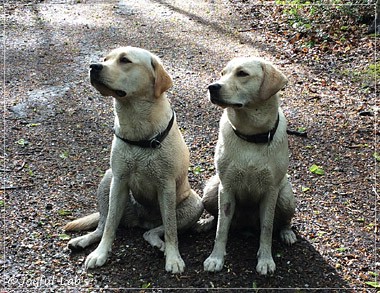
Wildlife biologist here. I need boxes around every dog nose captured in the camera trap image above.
[90,63,103,71]
[208,83,222,93]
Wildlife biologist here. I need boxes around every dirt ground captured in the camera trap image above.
[2,0,379,291]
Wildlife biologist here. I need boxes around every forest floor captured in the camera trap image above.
[2,0,379,291]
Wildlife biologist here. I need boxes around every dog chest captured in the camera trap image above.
[224,164,273,200]
[112,149,158,189]
[215,131,289,199]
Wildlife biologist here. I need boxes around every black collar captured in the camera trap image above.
[232,114,280,144]
[114,111,175,149]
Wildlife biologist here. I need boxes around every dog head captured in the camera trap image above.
[208,57,288,109]
[89,46,173,100]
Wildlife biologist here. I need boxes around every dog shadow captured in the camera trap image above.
[193,229,351,290]
[68,227,350,290]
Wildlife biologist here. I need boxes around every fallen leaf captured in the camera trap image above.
[365,281,380,288]
[59,234,71,240]
[58,209,72,216]
[309,164,325,175]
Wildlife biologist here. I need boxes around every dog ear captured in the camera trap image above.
[151,56,173,98]
[259,62,288,100]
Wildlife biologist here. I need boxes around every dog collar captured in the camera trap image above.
[114,111,175,149]
[232,114,280,144]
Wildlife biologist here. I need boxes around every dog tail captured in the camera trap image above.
[64,212,100,231]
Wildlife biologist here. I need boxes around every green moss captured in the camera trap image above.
[338,62,379,84]
[367,62,380,78]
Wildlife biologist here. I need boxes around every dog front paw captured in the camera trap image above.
[165,255,185,274]
[256,257,276,275]
[204,256,224,272]
[85,248,108,270]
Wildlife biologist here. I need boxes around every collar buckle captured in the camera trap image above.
[150,138,161,149]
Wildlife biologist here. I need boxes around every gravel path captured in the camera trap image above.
[2,0,378,291]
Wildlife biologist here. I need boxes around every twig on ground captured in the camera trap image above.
[287,129,308,138]
[1,185,34,190]
[16,161,26,171]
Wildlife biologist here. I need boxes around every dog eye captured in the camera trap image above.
[236,70,249,77]
[220,70,226,76]
[120,57,132,64]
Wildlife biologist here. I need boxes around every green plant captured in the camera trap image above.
[58,209,72,216]
[141,282,151,289]
[16,138,28,146]
[190,165,205,175]
[59,151,69,159]
[367,62,380,78]
[275,0,373,52]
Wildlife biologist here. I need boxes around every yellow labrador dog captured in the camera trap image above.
[202,57,296,275]
[65,47,203,274]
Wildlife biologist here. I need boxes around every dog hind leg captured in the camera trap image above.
[143,189,204,251]
[275,176,297,245]
[202,175,220,217]
[193,175,219,232]
[67,169,112,250]
[67,229,103,250]
[143,226,166,252]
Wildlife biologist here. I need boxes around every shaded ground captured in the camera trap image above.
[1,0,378,291]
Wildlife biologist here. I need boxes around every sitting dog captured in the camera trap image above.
[65,47,203,274]
[202,57,297,275]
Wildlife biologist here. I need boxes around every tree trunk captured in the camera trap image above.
[368,0,380,34]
